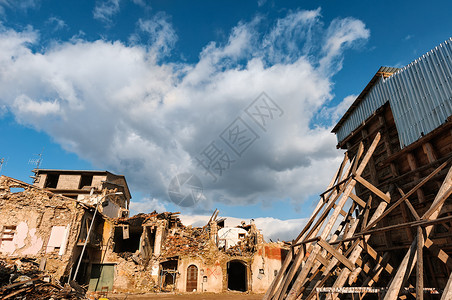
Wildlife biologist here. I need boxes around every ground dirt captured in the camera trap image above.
[107,292,263,300]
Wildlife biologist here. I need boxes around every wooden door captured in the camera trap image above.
[88,264,114,292]
[186,265,198,292]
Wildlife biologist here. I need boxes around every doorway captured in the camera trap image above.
[186,265,198,292]
[227,260,247,292]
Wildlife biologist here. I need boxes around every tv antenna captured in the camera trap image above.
[28,148,44,183]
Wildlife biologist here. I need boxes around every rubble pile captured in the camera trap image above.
[0,258,86,299]
[161,226,211,257]
[225,233,257,256]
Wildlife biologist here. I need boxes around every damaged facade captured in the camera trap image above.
[95,209,288,293]
[0,172,288,295]
[265,38,452,299]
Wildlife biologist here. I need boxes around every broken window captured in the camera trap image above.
[1,226,16,242]
[160,260,178,291]
[44,174,59,188]
[113,225,142,253]
[0,226,16,252]
[79,175,93,189]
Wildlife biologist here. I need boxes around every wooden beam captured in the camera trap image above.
[396,186,420,220]
[422,142,437,163]
[354,174,390,203]
[407,152,426,203]
[422,185,452,220]
[317,238,355,271]
[416,226,424,300]
[315,252,329,267]
[349,192,367,208]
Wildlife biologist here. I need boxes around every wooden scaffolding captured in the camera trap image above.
[264,132,452,300]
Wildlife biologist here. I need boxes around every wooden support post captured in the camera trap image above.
[416,226,424,300]
[422,142,437,163]
[407,152,426,203]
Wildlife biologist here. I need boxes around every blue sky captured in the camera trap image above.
[0,0,451,240]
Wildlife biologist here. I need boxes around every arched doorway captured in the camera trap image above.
[186,265,198,292]
[227,260,247,292]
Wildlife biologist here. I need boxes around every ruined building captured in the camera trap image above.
[32,169,131,218]
[266,38,452,299]
[0,172,288,295]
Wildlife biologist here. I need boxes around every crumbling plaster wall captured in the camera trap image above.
[250,244,287,293]
[0,178,86,280]
[82,217,169,292]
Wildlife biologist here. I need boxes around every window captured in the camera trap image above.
[1,226,16,241]
[238,233,245,239]
[0,226,16,249]
[79,175,94,189]
[44,174,59,188]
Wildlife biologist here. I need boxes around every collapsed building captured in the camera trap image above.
[265,38,452,299]
[0,170,288,295]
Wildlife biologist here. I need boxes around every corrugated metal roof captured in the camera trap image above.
[332,66,399,135]
[333,38,452,148]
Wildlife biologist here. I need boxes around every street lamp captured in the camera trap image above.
[71,192,123,282]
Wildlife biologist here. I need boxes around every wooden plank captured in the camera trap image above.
[315,252,329,267]
[422,185,452,220]
[416,226,424,300]
[349,192,367,208]
[333,204,347,217]
[354,175,390,203]
[361,196,372,231]
[407,152,426,203]
[318,238,355,271]
[396,186,420,221]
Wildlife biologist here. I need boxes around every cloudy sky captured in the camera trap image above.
[1,0,451,241]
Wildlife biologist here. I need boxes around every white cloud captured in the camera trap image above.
[0,0,39,14]
[47,16,67,31]
[317,94,357,124]
[320,17,370,74]
[0,9,369,216]
[129,197,167,215]
[93,0,120,24]
[130,13,178,57]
